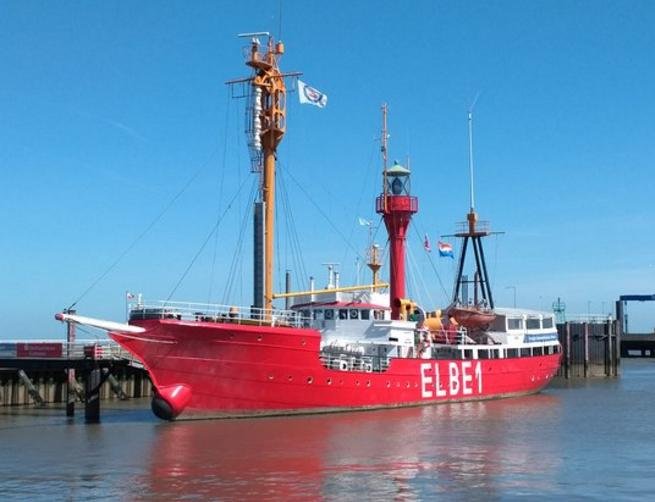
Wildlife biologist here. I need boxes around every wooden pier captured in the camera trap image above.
[0,340,151,421]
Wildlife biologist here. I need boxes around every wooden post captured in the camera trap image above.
[85,368,102,423]
[107,373,128,400]
[606,318,613,377]
[66,309,77,417]
[583,322,589,378]
[615,301,622,376]
[565,322,571,379]
[17,369,45,407]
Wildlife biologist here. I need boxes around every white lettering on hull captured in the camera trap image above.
[420,361,483,399]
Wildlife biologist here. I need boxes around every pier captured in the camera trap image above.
[621,334,655,357]
[0,340,150,422]
[556,319,620,378]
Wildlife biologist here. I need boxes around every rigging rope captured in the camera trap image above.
[66,145,220,311]
[410,223,450,302]
[284,168,365,263]
[278,165,309,291]
[339,138,378,273]
[221,180,258,304]
[165,175,254,303]
[207,92,232,303]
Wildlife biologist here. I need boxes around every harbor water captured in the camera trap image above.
[1,359,654,500]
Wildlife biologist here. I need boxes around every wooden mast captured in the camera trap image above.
[247,36,286,315]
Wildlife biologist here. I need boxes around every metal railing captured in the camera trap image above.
[0,339,140,364]
[128,300,308,328]
[319,351,390,373]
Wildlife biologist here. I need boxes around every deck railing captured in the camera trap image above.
[128,300,308,328]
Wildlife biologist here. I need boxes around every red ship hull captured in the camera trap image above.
[111,319,561,419]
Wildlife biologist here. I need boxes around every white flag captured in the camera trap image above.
[358,217,371,226]
[298,80,327,108]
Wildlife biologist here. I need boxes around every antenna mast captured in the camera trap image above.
[468,110,475,211]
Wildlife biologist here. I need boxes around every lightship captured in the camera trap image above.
[56,35,561,420]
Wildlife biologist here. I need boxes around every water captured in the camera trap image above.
[1,359,654,501]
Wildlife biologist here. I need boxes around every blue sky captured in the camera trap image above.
[2,0,654,338]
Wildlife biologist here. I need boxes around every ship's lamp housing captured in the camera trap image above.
[385,161,411,196]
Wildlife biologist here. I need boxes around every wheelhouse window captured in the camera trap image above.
[339,309,348,320]
[507,318,523,330]
[542,317,554,329]
[361,309,371,320]
[526,318,541,330]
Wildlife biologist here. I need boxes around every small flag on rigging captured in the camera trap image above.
[298,80,328,108]
[438,241,454,258]
[358,217,371,226]
[424,234,431,252]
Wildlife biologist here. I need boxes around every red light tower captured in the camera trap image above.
[375,105,418,320]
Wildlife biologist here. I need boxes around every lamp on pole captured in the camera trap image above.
[506,286,517,308]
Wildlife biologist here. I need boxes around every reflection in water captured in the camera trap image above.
[136,394,562,500]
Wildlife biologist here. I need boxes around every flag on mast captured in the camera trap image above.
[438,241,454,258]
[358,217,371,226]
[298,80,328,108]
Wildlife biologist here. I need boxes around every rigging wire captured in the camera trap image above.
[278,165,308,291]
[284,168,365,263]
[221,179,258,304]
[339,137,379,273]
[165,175,254,303]
[407,241,436,309]
[66,146,219,311]
[410,223,450,302]
[207,92,232,303]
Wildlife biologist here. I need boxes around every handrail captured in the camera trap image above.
[129,300,308,328]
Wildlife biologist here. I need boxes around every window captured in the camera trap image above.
[520,348,532,357]
[361,309,370,320]
[339,309,348,320]
[533,346,544,356]
[508,318,523,330]
[349,309,359,320]
[464,349,474,359]
[324,309,334,320]
[526,318,541,330]
[313,309,324,320]
[542,317,554,329]
[478,349,489,360]
[507,348,519,358]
